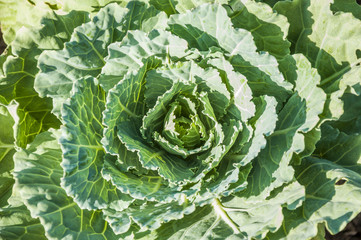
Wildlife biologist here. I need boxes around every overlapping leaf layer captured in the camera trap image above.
[0,0,360,239]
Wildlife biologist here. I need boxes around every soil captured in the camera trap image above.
[0,29,5,54]
[326,213,361,240]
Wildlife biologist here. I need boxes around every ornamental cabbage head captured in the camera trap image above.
[0,0,361,240]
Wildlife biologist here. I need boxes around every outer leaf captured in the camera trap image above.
[149,0,230,16]
[60,77,131,210]
[244,94,306,197]
[268,157,361,240]
[175,0,229,13]
[155,182,304,239]
[227,0,291,60]
[0,0,135,44]
[99,29,188,91]
[196,54,255,122]
[292,54,326,131]
[231,95,278,163]
[322,66,361,119]
[168,4,292,100]
[149,0,177,15]
[0,104,15,207]
[35,2,159,113]
[0,206,46,240]
[0,0,49,44]
[328,92,361,135]
[275,0,361,77]
[0,104,46,239]
[274,0,361,118]
[104,199,195,234]
[0,10,88,147]
[154,204,246,240]
[331,0,361,20]
[13,130,118,240]
[268,123,361,239]
[226,181,305,239]
[314,124,361,172]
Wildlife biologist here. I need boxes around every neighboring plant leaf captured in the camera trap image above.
[0,103,15,207]
[0,10,89,147]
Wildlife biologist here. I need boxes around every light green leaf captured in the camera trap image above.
[294,128,321,161]
[104,200,196,234]
[117,120,195,184]
[268,122,361,239]
[100,29,188,91]
[60,77,131,210]
[231,95,278,164]
[331,0,361,20]
[155,203,246,240]
[268,157,361,239]
[0,0,50,44]
[175,0,229,13]
[149,0,177,15]
[144,61,231,119]
[0,0,136,44]
[0,104,15,208]
[13,130,118,239]
[102,57,161,171]
[202,54,255,122]
[168,3,293,100]
[102,155,198,204]
[274,0,361,119]
[0,205,46,240]
[35,2,159,113]
[227,181,305,239]
[244,94,306,197]
[141,11,169,32]
[150,0,230,16]
[227,0,291,60]
[275,0,361,77]
[0,10,87,147]
[156,181,304,240]
[323,65,361,119]
[292,54,326,131]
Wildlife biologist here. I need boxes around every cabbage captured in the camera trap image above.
[0,1,361,239]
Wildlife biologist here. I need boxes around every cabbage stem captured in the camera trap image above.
[212,198,240,234]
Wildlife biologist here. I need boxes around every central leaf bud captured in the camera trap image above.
[162,95,207,150]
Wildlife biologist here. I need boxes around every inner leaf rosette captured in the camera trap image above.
[98,27,258,232]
